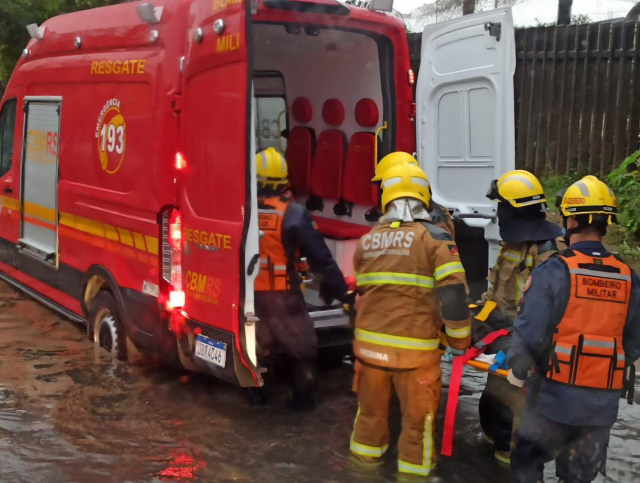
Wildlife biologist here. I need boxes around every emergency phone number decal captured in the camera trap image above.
[95,98,126,174]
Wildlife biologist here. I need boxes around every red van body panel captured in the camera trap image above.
[0,0,415,386]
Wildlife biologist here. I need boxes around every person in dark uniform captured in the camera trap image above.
[253,148,348,410]
[507,176,640,483]
[473,170,562,464]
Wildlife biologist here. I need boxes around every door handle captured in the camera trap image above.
[3,186,12,193]
[247,254,260,276]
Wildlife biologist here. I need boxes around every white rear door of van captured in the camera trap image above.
[416,8,516,267]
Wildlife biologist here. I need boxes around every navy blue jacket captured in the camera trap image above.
[508,241,640,426]
[259,190,348,303]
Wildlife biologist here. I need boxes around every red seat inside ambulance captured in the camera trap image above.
[285,97,315,196]
[342,98,380,208]
[307,99,347,208]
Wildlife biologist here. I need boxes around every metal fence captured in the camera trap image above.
[408,20,640,175]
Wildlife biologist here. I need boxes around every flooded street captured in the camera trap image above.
[0,281,638,483]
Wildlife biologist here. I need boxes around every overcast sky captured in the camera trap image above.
[394,0,638,26]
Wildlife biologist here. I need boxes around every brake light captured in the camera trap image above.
[169,211,182,251]
[162,207,183,314]
[408,69,415,86]
[169,290,185,309]
[175,152,187,170]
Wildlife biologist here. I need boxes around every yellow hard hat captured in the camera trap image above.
[256,148,288,189]
[380,163,431,213]
[372,152,418,182]
[560,176,617,222]
[487,170,546,208]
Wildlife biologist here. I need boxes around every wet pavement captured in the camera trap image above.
[0,281,638,483]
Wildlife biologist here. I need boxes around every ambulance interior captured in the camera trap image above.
[251,22,489,317]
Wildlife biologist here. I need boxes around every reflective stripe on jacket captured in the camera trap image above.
[255,196,294,291]
[546,250,631,390]
[353,221,470,369]
[482,241,557,320]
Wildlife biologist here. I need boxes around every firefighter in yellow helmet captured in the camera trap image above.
[473,170,563,464]
[350,162,472,476]
[367,152,455,235]
[253,148,348,410]
[508,176,640,483]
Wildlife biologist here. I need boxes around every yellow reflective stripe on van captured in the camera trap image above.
[5,196,160,256]
[355,328,440,351]
[434,262,465,281]
[501,249,521,263]
[398,414,435,476]
[23,200,56,224]
[350,406,389,458]
[445,325,471,339]
[356,272,435,289]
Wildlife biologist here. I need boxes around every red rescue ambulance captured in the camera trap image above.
[0,0,515,386]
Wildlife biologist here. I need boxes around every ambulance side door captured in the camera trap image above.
[0,88,22,254]
[179,0,258,386]
[416,8,516,267]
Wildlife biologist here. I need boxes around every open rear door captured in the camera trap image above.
[416,8,515,267]
[179,0,259,387]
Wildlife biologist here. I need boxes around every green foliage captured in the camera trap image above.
[606,151,640,239]
[541,172,581,212]
[0,0,120,85]
[533,14,592,27]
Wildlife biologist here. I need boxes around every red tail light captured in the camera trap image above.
[175,152,187,170]
[168,290,185,309]
[162,207,183,316]
[408,69,415,86]
[169,210,182,251]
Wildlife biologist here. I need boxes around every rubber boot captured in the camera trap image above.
[288,358,316,411]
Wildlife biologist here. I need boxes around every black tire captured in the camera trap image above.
[88,291,128,361]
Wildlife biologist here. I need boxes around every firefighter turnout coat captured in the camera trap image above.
[481,240,558,321]
[350,218,471,476]
[353,220,471,368]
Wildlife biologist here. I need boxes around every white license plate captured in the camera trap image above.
[194,335,227,368]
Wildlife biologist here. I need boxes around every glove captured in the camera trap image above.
[443,346,465,363]
[507,369,525,387]
[319,282,336,305]
[342,291,356,312]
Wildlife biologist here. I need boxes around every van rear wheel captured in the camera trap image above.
[88,291,128,361]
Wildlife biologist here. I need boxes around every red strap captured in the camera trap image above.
[441,328,510,457]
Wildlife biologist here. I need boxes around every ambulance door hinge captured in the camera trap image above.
[172,94,183,113]
[245,313,259,326]
[485,22,501,41]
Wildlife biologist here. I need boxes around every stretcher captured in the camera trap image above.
[441,327,512,457]
[465,359,509,378]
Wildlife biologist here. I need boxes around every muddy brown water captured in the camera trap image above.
[0,281,638,483]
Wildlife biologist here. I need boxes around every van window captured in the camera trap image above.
[255,97,287,152]
[0,99,17,177]
[253,73,287,153]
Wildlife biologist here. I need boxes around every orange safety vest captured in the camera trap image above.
[547,250,631,390]
[256,196,293,292]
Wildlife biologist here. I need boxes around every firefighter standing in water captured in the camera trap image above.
[473,170,562,464]
[368,152,455,236]
[253,148,348,410]
[507,176,640,483]
[350,161,471,476]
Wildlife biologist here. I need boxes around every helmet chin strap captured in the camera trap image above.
[563,216,586,246]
